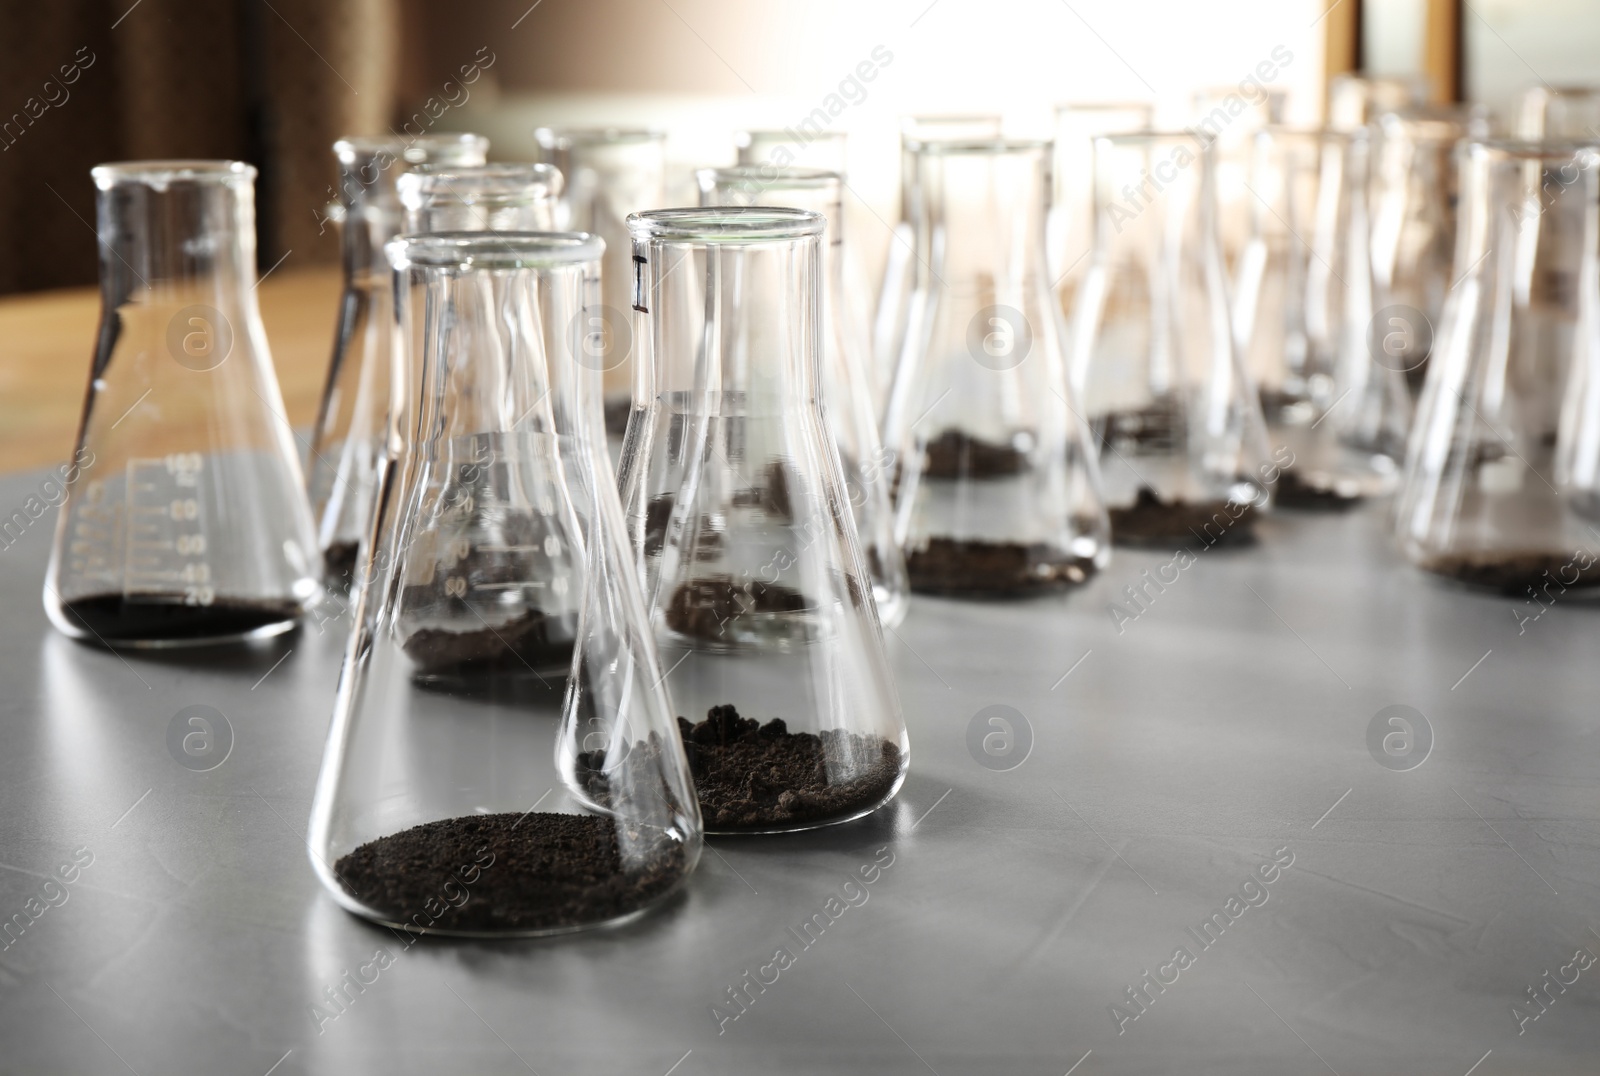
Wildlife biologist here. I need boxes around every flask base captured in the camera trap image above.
[52,594,302,648]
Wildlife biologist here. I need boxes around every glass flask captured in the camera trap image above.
[882,139,1109,594]
[534,127,668,442]
[697,166,909,627]
[618,207,907,833]
[872,114,1004,405]
[309,134,490,589]
[44,161,318,647]
[1049,102,1154,308]
[1326,73,1428,132]
[1517,85,1600,140]
[735,128,847,172]
[1367,106,1492,396]
[397,162,562,233]
[1396,142,1600,594]
[1233,127,1399,506]
[1068,132,1274,548]
[1189,86,1285,275]
[309,232,700,936]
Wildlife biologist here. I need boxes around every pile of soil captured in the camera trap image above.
[401,602,573,676]
[333,813,688,933]
[1098,406,1180,451]
[642,494,724,561]
[1420,551,1600,595]
[921,429,1028,478]
[663,577,812,643]
[1109,486,1258,548]
[675,705,901,830]
[323,541,360,587]
[730,459,794,521]
[905,538,1096,597]
[1273,470,1362,511]
[59,595,302,644]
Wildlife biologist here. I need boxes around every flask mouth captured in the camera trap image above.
[735,128,846,148]
[534,127,665,149]
[333,133,490,165]
[398,163,565,207]
[387,230,604,270]
[1468,139,1600,164]
[696,167,841,192]
[628,206,825,242]
[92,160,256,191]
[905,137,1052,156]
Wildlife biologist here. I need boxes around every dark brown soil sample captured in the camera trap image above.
[905,538,1096,598]
[1420,551,1600,596]
[323,540,360,586]
[1258,387,1313,423]
[401,601,573,677]
[59,595,302,644]
[922,429,1028,478]
[730,459,794,520]
[333,813,688,933]
[664,576,812,643]
[1109,486,1257,548]
[642,494,724,561]
[1273,469,1362,511]
[676,705,900,830]
[604,399,634,439]
[1098,405,1180,451]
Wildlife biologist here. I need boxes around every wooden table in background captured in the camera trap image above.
[0,267,341,475]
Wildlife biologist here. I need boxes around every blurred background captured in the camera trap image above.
[3,0,1595,293]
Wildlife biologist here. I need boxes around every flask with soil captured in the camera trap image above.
[309,232,701,936]
[618,207,908,834]
[534,128,666,444]
[308,134,490,590]
[882,138,1109,596]
[1068,131,1274,548]
[43,161,318,647]
[697,166,909,627]
[1399,141,1600,594]
[1233,127,1400,509]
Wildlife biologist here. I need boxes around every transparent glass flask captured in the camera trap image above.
[397,162,561,232]
[698,167,909,627]
[882,140,1109,595]
[1368,106,1492,397]
[1326,73,1428,132]
[44,161,318,647]
[872,114,1003,404]
[1518,85,1600,139]
[1068,132,1274,548]
[1233,127,1399,506]
[309,134,490,589]
[735,128,847,172]
[1049,102,1154,307]
[534,128,667,441]
[1190,86,1285,274]
[1396,142,1600,594]
[309,233,700,935]
[618,208,907,834]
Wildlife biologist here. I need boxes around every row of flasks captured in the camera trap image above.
[40,75,1600,933]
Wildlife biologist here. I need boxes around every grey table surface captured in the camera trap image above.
[1,463,1598,1076]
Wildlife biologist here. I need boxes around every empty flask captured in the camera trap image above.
[883,139,1109,594]
[309,232,700,935]
[309,134,489,589]
[697,166,908,626]
[618,207,908,833]
[44,161,318,647]
[534,127,668,442]
[1068,132,1276,548]
[1397,142,1600,594]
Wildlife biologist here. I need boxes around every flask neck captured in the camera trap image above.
[96,179,258,299]
[919,145,1052,296]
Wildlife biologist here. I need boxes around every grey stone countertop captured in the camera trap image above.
[1,464,1597,1075]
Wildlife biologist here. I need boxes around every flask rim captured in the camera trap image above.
[398,163,565,207]
[387,230,604,269]
[627,206,825,241]
[333,133,489,164]
[92,160,256,190]
[904,137,1051,156]
[534,126,665,149]
[695,166,841,192]
[1467,138,1600,163]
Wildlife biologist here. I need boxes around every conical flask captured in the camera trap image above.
[618,207,907,834]
[1517,85,1600,139]
[873,114,1003,405]
[1189,85,1285,276]
[309,233,700,936]
[44,161,318,647]
[1233,126,1399,506]
[883,139,1109,595]
[1049,102,1153,308]
[1397,141,1600,594]
[697,166,909,627]
[309,134,489,588]
[397,162,562,233]
[1069,132,1275,548]
[534,128,667,443]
